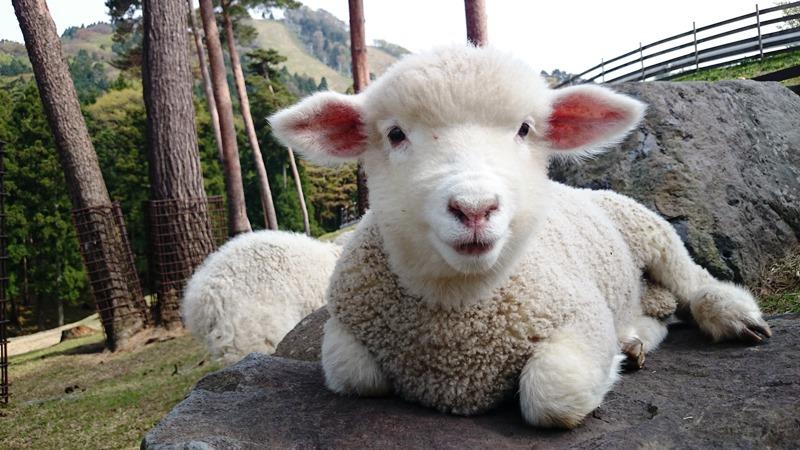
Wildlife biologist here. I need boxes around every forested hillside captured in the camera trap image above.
[1,10,405,94]
[0,6,407,336]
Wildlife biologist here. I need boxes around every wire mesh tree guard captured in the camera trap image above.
[72,202,150,348]
[0,141,9,403]
[146,196,226,327]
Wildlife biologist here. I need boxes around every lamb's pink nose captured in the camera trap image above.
[448,199,499,231]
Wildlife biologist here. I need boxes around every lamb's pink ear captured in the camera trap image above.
[269,92,368,166]
[544,85,646,156]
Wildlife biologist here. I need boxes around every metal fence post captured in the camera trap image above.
[693,21,700,71]
[756,4,764,60]
[601,58,605,83]
[639,42,645,81]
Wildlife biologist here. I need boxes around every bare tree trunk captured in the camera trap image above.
[143,0,217,329]
[198,0,252,235]
[187,0,224,164]
[57,298,64,327]
[221,2,278,230]
[252,51,311,235]
[21,255,29,307]
[35,292,44,331]
[348,0,369,216]
[287,148,310,235]
[13,0,147,349]
[464,0,488,46]
[263,74,311,235]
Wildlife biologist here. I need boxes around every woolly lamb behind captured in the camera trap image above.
[182,231,340,364]
[269,46,771,428]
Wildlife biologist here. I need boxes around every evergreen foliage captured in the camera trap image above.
[0,80,90,333]
[0,4,384,334]
[69,49,110,104]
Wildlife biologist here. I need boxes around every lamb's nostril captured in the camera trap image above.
[448,201,470,225]
[448,199,499,228]
[484,203,499,219]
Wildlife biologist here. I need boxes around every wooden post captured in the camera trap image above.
[349,0,369,215]
[349,0,369,93]
[464,0,488,46]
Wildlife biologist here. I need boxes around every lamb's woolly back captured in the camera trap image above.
[182,230,341,364]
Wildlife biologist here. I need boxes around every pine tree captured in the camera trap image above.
[142,0,217,327]
[13,0,148,349]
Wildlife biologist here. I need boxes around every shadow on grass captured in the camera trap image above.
[61,340,106,356]
[10,333,106,365]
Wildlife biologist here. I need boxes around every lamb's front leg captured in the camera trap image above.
[321,316,391,396]
[519,323,623,428]
[595,192,771,343]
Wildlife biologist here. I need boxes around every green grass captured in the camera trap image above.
[672,49,800,86]
[759,292,800,314]
[1,331,221,450]
[318,224,356,242]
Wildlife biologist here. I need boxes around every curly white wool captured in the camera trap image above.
[181,231,341,364]
[266,45,770,428]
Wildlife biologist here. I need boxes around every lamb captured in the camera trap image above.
[181,230,341,364]
[268,45,772,428]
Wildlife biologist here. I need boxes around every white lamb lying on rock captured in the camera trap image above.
[182,231,340,364]
[269,45,771,428]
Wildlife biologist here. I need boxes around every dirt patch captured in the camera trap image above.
[8,314,101,357]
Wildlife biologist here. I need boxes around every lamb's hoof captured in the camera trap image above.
[620,337,645,372]
[740,321,772,344]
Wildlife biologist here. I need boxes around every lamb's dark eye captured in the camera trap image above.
[517,122,531,138]
[387,126,406,146]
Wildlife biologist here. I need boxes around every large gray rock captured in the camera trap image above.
[550,81,800,285]
[142,314,800,449]
[273,307,328,361]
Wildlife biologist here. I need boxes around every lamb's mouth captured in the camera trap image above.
[453,240,495,256]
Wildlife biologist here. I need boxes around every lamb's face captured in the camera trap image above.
[362,115,547,277]
[271,46,645,297]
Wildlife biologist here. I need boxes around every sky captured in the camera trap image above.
[0,1,783,73]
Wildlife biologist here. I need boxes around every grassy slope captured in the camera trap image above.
[1,331,220,450]
[61,26,116,65]
[246,19,351,91]
[245,19,398,92]
[366,45,399,76]
[672,49,800,86]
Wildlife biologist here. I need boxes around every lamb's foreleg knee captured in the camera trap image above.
[519,328,622,428]
[321,316,391,396]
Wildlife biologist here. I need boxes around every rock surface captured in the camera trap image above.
[143,314,800,449]
[550,81,800,285]
[273,307,328,361]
